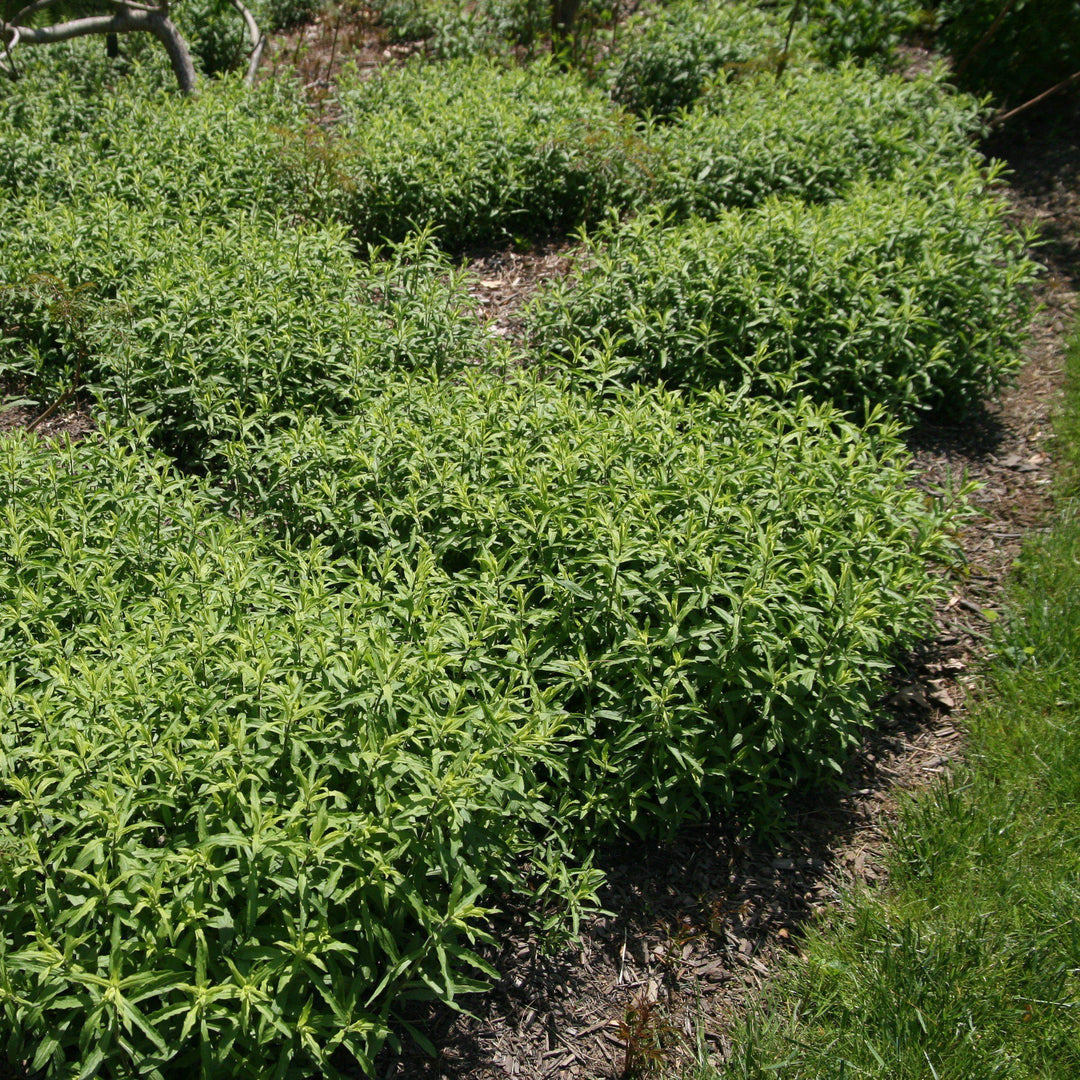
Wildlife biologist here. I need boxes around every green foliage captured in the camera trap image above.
[2,211,496,461]
[0,31,1033,1078]
[605,0,791,118]
[327,58,648,249]
[802,0,919,68]
[370,0,618,61]
[648,65,984,219]
[0,379,953,1076]
[256,0,322,32]
[528,165,1036,416]
[223,369,953,835]
[935,0,1080,105]
[93,226,494,460]
[0,425,572,1078]
[175,0,250,75]
[0,65,500,462]
[0,60,305,213]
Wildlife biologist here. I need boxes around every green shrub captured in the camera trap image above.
[935,0,1080,105]
[371,0,606,59]
[372,0,442,41]
[0,378,953,1075]
[327,58,648,248]
[605,0,792,118]
[257,0,322,31]
[223,368,954,837]
[0,63,306,215]
[803,0,919,68]
[527,165,1036,416]
[649,65,984,219]
[176,0,250,75]
[1,213,497,460]
[0,425,577,1078]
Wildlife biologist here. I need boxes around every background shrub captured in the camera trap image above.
[0,62,505,462]
[527,165,1036,415]
[0,59,306,214]
[328,58,648,249]
[802,0,919,68]
[176,0,251,75]
[605,0,791,118]
[648,64,984,219]
[257,0,322,32]
[370,0,612,60]
[934,0,1080,106]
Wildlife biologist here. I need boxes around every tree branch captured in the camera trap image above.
[0,8,197,92]
[993,68,1080,126]
[230,0,264,86]
[1,23,20,79]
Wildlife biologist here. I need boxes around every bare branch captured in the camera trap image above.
[0,24,19,80]
[231,0,264,86]
[3,9,198,92]
[955,0,1019,78]
[993,68,1080,126]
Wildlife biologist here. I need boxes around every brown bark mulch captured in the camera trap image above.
[370,105,1080,1080]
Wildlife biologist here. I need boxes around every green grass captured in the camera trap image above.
[697,334,1080,1079]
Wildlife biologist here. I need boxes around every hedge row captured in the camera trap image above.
[318,59,988,251]
[649,64,984,218]
[327,58,648,249]
[527,165,1036,416]
[0,368,952,1074]
[0,54,303,215]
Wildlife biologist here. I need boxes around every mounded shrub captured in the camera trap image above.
[1,382,953,1075]
[527,165,1037,416]
[649,65,985,219]
[327,58,648,249]
[802,0,920,68]
[1,213,497,461]
[257,0,322,32]
[224,368,955,834]
[370,0,611,59]
[0,56,307,215]
[175,0,250,76]
[0,425,575,1078]
[605,0,792,118]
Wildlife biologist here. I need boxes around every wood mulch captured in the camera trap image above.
[369,104,1080,1080]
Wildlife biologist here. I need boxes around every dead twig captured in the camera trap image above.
[954,0,1019,79]
[993,68,1080,126]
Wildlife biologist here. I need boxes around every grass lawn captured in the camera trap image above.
[697,336,1080,1078]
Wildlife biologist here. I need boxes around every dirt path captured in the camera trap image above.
[371,105,1080,1080]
